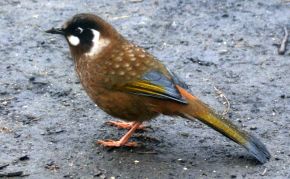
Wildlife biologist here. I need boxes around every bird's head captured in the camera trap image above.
[46,13,120,57]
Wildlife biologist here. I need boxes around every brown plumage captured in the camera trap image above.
[46,13,270,163]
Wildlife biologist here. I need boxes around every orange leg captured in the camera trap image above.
[97,121,142,147]
[105,120,146,130]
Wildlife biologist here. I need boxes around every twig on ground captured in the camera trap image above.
[137,151,158,154]
[278,26,288,55]
[128,0,144,2]
[0,171,28,177]
[111,15,130,20]
[214,86,231,116]
[0,164,9,170]
[261,168,267,176]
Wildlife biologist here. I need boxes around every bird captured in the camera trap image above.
[46,13,270,164]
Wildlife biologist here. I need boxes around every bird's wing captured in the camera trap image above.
[116,70,188,104]
[169,71,190,91]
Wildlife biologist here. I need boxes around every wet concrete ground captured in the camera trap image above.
[1,0,290,178]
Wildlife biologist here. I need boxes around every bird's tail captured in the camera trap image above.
[176,86,271,164]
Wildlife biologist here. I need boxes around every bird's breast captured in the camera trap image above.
[74,55,107,98]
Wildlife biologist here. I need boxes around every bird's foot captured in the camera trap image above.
[97,139,138,147]
[98,121,142,147]
[105,120,146,130]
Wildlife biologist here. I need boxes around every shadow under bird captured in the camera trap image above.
[46,13,271,164]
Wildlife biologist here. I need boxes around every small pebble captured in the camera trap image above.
[180,132,189,137]
[231,174,237,178]
[222,14,229,18]
[19,155,30,161]
[250,126,257,130]
[177,158,186,163]
[218,49,228,54]
[274,157,280,161]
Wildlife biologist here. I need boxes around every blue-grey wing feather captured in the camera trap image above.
[142,70,187,104]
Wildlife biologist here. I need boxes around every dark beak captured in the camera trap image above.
[45,27,65,35]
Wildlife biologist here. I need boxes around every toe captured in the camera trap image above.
[97,140,121,147]
[97,140,138,147]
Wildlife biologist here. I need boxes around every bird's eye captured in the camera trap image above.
[75,27,83,34]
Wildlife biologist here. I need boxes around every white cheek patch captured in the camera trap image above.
[67,35,80,46]
[91,29,100,43]
[85,29,110,57]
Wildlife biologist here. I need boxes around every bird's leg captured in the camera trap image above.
[97,121,142,147]
[105,120,146,130]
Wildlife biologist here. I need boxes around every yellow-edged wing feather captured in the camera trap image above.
[117,71,187,104]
